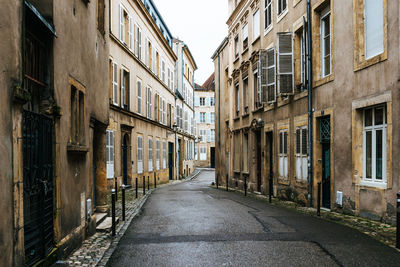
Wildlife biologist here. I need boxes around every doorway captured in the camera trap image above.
[320,116,331,209]
[265,131,274,197]
[168,142,174,180]
[256,130,262,192]
[210,147,215,168]
[122,134,129,185]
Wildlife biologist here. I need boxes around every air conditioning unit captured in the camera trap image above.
[336,191,343,207]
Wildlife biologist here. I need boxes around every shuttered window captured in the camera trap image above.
[260,48,276,103]
[128,17,133,50]
[119,5,125,42]
[146,87,152,119]
[135,25,142,60]
[253,9,260,40]
[277,32,294,95]
[106,130,114,179]
[156,140,160,170]
[137,136,143,174]
[112,62,118,105]
[137,79,142,114]
[163,141,167,169]
[278,130,288,179]
[148,138,153,172]
[364,0,384,59]
[296,127,308,181]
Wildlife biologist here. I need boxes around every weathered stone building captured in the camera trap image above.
[213,0,399,223]
[194,74,216,168]
[0,0,110,266]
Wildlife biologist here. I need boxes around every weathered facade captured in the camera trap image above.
[0,0,110,265]
[214,0,399,223]
[194,75,216,168]
[107,0,177,189]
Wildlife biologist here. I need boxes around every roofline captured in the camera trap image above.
[147,0,174,39]
[211,37,229,59]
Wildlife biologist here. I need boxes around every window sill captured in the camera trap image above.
[354,52,388,72]
[234,56,239,64]
[242,171,250,175]
[294,90,308,101]
[264,25,273,36]
[241,47,249,56]
[233,116,240,121]
[277,9,289,23]
[252,106,264,113]
[234,170,241,174]
[358,180,387,190]
[313,74,334,88]
[67,144,89,154]
[242,113,249,118]
[252,36,260,46]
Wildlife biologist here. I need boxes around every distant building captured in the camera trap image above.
[194,74,216,168]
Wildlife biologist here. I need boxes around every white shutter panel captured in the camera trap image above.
[135,25,139,56]
[277,32,294,95]
[121,69,125,107]
[364,0,384,59]
[119,5,124,42]
[129,17,133,50]
[145,40,149,66]
[267,48,276,103]
[113,63,118,105]
[195,96,200,106]
[259,49,268,103]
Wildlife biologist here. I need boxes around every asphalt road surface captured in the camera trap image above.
[107,170,400,267]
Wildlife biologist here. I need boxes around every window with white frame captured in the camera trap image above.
[210,112,215,124]
[148,138,153,172]
[106,130,114,179]
[137,79,142,114]
[278,130,288,178]
[277,0,287,16]
[156,140,160,170]
[162,60,166,83]
[200,112,206,123]
[253,9,260,40]
[364,0,384,59]
[210,129,215,142]
[167,68,171,89]
[296,126,308,181]
[200,97,206,106]
[162,141,167,169]
[210,97,215,106]
[200,129,207,142]
[234,35,239,58]
[242,23,249,50]
[243,77,249,113]
[200,147,207,161]
[265,0,272,31]
[112,62,118,105]
[135,24,142,60]
[363,106,386,184]
[321,8,331,77]
[137,136,143,174]
[146,87,152,119]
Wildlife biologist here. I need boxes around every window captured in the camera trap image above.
[137,79,142,114]
[194,146,198,160]
[234,35,239,58]
[277,32,294,95]
[135,25,142,60]
[233,133,241,171]
[121,69,130,110]
[146,40,152,69]
[200,147,207,161]
[162,60,166,83]
[210,113,215,124]
[296,126,308,181]
[242,24,248,50]
[243,77,249,113]
[277,0,287,16]
[167,103,172,127]
[162,99,166,125]
[253,9,260,40]
[210,97,215,106]
[278,130,288,178]
[112,62,118,105]
[167,68,171,89]
[235,83,240,117]
[320,8,331,77]
[97,0,105,34]
[137,136,143,174]
[265,0,272,31]
[156,140,160,170]
[200,129,207,141]
[70,85,85,145]
[200,97,206,106]
[260,48,276,103]
[106,130,114,178]
[300,32,306,86]
[363,106,386,184]
[163,141,167,169]
[146,87,152,119]
[210,129,215,143]
[364,0,384,59]
[200,112,206,123]
[243,133,248,172]
[119,5,126,43]
[148,138,153,172]
[253,69,262,108]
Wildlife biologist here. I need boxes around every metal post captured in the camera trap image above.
[396,192,400,249]
[114,177,118,202]
[111,189,116,236]
[269,174,273,203]
[244,176,247,196]
[135,177,138,198]
[154,172,157,188]
[143,176,145,195]
[226,174,228,191]
[317,182,321,217]
[148,176,150,191]
[121,184,126,221]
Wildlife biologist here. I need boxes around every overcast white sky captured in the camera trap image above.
[152,0,228,85]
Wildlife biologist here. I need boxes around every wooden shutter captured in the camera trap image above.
[119,5,124,42]
[266,48,276,103]
[113,63,118,105]
[301,128,307,155]
[284,132,288,154]
[277,32,294,95]
[259,49,268,102]
[128,17,133,50]
[296,129,301,154]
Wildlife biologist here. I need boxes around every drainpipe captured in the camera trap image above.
[307,0,314,207]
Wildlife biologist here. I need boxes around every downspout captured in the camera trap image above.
[307,0,314,207]
[217,52,221,184]
[174,43,178,179]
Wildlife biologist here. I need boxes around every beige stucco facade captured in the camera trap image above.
[214,0,400,223]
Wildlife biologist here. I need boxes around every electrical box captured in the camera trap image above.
[336,191,343,207]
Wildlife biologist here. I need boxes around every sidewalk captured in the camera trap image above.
[212,185,398,251]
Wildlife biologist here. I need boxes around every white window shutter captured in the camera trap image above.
[128,17,133,50]
[259,49,268,103]
[267,48,276,103]
[119,5,124,42]
[135,25,139,56]
[138,29,142,60]
[121,69,125,107]
[277,32,294,95]
[113,63,118,105]
[145,40,149,66]
[195,96,200,106]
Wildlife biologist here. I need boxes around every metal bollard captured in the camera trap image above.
[269,174,273,203]
[121,184,126,221]
[317,182,321,217]
[148,176,150,191]
[154,173,157,188]
[396,192,400,249]
[114,177,118,202]
[244,176,247,196]
[226,174,228,192]
[111,189,116,236]
[143,176,145,195]
[135,177,138,199]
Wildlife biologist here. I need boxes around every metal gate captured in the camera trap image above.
[23,110,54,266]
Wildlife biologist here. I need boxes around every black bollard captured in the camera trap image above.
[396,192,400,249]
[154,173,157,188]
[111,189,116,236]
[135,177,138,199]
[226,174,229,191]
[269,173,273,203]
[317,182,321,217]
[143,176,145,195]
[114,177,118,202]
[244,176,247,196]
[148,176,150,191]
[122,184,126,221]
